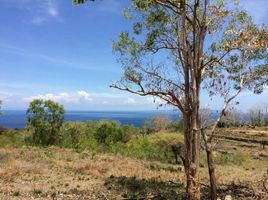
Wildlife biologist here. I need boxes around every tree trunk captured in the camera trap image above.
[206,150,217,200]
[186,164,201,200]
[184,116,201,200]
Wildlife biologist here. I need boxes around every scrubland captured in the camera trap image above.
[0,122,267,199]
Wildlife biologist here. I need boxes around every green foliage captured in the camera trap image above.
[58,121,137,153]
[1,119,184,164]
[60,122,85,148]
[115,132,184,163]
[166,120,184,133]
[94,121,128,145]
[0,126,8,135]
[26,99,65,146]
[73,0,91,5]
[0,129,26,148]
[112,0,268,106]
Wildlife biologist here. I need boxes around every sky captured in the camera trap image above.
[0,0,267,111]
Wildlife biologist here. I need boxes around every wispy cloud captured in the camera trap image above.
[124,98,137,105]
[23,91,92,105]
[2,0,60,25]
[23,92,77,104]
[0,43,115,72]
[15,90,158,109]
[47,0,59,17]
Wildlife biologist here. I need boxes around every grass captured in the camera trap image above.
[0,126,267,199]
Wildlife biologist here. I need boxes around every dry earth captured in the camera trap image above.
[0,128,267,200]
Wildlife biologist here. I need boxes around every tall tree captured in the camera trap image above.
[74,0,268,199]
[111,1,267,199]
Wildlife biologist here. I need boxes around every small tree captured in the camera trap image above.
[249,108,262,126]
[249,104,268,126]
[153,115,170,132]
[94,121,126,145]
[26,99,65,146]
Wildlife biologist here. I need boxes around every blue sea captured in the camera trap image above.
[0,110,181,129]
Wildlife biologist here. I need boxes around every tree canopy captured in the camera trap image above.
[112,1,268,107]
[72,1,268,199]
[111,1,267,199]
[27,99,65,146]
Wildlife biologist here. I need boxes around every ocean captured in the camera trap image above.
[0,110,181,129]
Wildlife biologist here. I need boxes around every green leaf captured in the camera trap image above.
[234,1,239,6]
[217,0,224,7]
[133,22,142,35]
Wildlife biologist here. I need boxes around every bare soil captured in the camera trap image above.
[0,128,267,200]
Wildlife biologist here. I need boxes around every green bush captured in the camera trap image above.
[94,121,129,145]
[0,126,8,135]
[0,118,186,164]
[0,129,26,148]
[60,122,84,148]
[166,120,184,133]
[26,99,65,146]
[114,132,184,163]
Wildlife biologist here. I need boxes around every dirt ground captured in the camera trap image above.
[0,128,267,200]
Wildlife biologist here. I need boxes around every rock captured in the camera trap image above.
[225,195,232,200]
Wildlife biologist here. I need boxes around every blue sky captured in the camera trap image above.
[0,0,267,111]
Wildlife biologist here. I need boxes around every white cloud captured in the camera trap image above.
[22,91,96,104]
[1,89,177,110]
[31,0,60,25]
[124,98,137,105]
[2,0,60,25]
[47,0,58,17]
[23,92,80,104]
[77,91,92,102]
[19,91,157,109]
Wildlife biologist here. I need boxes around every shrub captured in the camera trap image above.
[152,116,170,132]
[0,126,8,135]
[94,121,128,145]
[0,129,26,148]
[26,99,65,146]
[120,125,139,140]
[143,116,171,133]
[60,122,84,148]
[166,120,184,133]
[115,132,184,163]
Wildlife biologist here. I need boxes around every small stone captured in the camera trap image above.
[225,195,232,200]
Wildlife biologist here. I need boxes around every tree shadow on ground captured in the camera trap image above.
[201,181,267,200]
[105,175,266,200]
[104,175,186,200]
